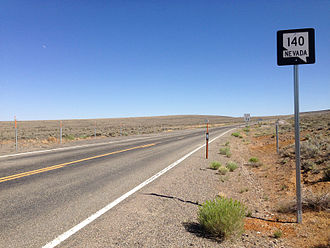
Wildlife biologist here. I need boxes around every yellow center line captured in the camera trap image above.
[0,143,156,183]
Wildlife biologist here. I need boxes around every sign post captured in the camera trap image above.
[277,28,315,224]
[205,119,209,159]
[275,119,279,154]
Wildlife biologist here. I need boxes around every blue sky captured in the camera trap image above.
[1,0,329,121]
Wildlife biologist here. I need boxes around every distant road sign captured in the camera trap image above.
[277,28,315,65]
[244,114,250,122]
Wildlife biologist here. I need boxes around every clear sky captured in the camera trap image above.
[1,0,329,121]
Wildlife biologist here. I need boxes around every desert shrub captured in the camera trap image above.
[218,166,229,175]
[63,134,75,140]
[249,157,259,163]
[323,166,330,181]
[273,230,282,239]
[225,141,230,146]
[219,147,232,158]
[277,193,330,213]
[301,161,316,172]
[219,147,229,155]
[243,127,250,132]
[301,140,320,159]
[198,197,246,239]
[231,132,241,138]
[226,162,238,172]
[210,161,222,170]
[225,151,232,158]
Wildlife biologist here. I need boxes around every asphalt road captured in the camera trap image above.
[0,126,235,248]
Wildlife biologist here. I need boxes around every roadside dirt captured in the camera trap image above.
[237,112,330,248]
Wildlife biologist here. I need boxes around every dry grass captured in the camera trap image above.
[277,193,330,213]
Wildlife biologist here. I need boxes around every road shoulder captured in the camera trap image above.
[59,130,288,247]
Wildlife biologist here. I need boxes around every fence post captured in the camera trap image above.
[276,120,279,154]
[94,121,97,139]
[15,116,18,152]
[60,120,62,144]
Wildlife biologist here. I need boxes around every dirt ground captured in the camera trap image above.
[223,111,329,247]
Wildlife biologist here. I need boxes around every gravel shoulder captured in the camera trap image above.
[58,130,290,248]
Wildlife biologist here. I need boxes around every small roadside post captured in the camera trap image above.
[275,119,279,154]
[60,120,63,144]
[277,28,315,224]
[205,119,209,159]
[94,120,97,139]
[14,116,18,152]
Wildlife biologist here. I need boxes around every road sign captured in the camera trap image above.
[277,28,315,65]
[244,114,250,122]
[277,27,316,224]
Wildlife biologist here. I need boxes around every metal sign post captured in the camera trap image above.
[294,64,302,223]
[277,28,315,224]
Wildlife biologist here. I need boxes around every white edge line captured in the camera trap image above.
[0,137,152,159]
[42,128,235,248]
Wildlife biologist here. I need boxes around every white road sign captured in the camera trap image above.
[283,32,309,62]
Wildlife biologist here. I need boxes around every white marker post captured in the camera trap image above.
[205,119,209,159]
[277,28,315,224]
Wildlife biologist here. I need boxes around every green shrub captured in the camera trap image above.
[231,132,241,138]
[225,141,230,146]
[63,134,75,140]
[219,147,231,157]
[198,197,246,239]
[243,127,250,132]
[273,230,282,239]
[226,162,238,172]
[249,157,259,163]
[219,147,230,155]
[218,166,229,175]
[210,161,222,170]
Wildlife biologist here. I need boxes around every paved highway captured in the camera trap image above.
[0,126,235,247]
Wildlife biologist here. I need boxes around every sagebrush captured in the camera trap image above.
[198,197,246,239]
[210,161,222,170]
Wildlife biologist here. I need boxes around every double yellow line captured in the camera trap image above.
[0,143,156,184]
